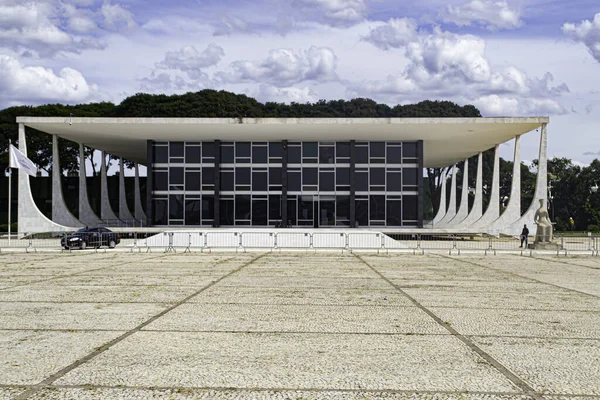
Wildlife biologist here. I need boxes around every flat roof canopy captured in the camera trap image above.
[16,117,548,167]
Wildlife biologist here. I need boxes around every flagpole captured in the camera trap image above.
[8,139,11,246]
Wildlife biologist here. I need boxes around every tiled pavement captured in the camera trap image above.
[0,251,598,399]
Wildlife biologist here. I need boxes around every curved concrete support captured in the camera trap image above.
[456,152,483,228]
[447,158,469,226]
[52,136,83,227]
[78,144,103,227]
[487,136,522,233]
[432,167,448,226]
[134,164,147,223]
[506,124,548,236]
[118,157,135,223]
[100,151,120,222]
[471,145,500,229]
[436,165,457,227]
[17,124,77,234]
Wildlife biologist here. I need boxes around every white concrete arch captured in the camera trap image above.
[51,135,83,227]
[118,157,135,223]
[100,151,120,223]
[470,145,500,229]
[436,165,457,227]
[456,152,483,228]
[17,124,77,234]
[78,144,104,227]
[432,167,449,226]
[134,164,147,223]
[446,158,469,226]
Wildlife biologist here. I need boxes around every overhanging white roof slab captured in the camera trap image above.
[16,117,548,167]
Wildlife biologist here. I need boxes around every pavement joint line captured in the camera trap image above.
[0,254,175,292]
[354,254,546,400]
[530,255,600,271]
[12,253,267,400]
[437,254,600,300]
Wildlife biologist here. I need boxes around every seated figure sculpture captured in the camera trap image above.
[534,199,553,243]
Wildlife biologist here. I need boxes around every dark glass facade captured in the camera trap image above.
[148,141,423,228]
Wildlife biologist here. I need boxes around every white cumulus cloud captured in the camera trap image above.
[213,16,254,36]
[442,0,522,30]
[100,1,136,31]
[292,0,367,26]
[563,13,600,63]
[156,44,225,79]
[0,55,100,106]
[255,84,319,104]
[362,18,419,50]
[218,46,338,87]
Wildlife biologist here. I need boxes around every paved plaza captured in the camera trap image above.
[0,251,599,399]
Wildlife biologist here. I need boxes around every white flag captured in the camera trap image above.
[9,144,37,176]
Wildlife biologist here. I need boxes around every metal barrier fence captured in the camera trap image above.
[0,232,598,255]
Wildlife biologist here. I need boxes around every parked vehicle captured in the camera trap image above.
[61,227,120,249]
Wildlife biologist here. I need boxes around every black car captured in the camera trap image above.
[61,227,121,250]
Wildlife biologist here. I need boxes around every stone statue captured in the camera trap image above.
[534,199,553,243]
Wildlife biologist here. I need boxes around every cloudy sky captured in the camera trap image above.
[1,0,599,165]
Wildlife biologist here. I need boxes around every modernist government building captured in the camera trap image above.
[15,117,549,236]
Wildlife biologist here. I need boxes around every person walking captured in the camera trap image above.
[569,217,575,232]
[520,224,529,248]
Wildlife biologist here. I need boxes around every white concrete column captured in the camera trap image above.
[100,151,120,223]
[487,136,522,233]
[507,124,548,236]
[471,145,500,229]
[437,165,457,227]
[118,157,135,223]
[134,164,147,223]
[51,136,82,227]
[17,124,76,234]
[78,144,103,227]
[432,167,448,226]
[447,158,469,226]
[457,152,483,228]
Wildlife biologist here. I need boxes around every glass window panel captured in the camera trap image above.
[252,146,268,163]
[236,167,251,185]
[286,197,297,226]
[336,168,349,185]
[403,195,418,220]
[403,168,418,186]
[269,167,282,185]
[386,200,402,226]
[219,199,234,225]
[356,171,368,191]
[185,171,201,191]
[336,142,350,158]
[303,142,318,158]
[252,172,267,191]
[299,195,313,220]
[185,200,201,225]
[369,195,386,221]
[252,200,268,225]
[319,197,336,226]
[356,146,368,163]
[235,195,251,220]
[185,146,201,163]
[370,142,385,158]
[203,167,214,185]
[403,142,417,158]
[370,168,385,186]
[153,146,168,163]
[169,142,184,158]
[236,142,251,158]
[288,146,301,163]
[169,167,184,185]
[288,171,301,191]
[153,199,168,225]
[387,172,402,191]
[319,172,334,191]
[169,195,183,220]
[202,142,215,161]
[386,146,402,163]
[269,195,282,220]
[220,145,234,163]
[336,195,350,220]
[355,200,368,227]
[269,142,282,158]
[153,171,167,191]
[319,146,335,164]
[202,195,214,220]
[221,171,234,191]
[302,168,318,185]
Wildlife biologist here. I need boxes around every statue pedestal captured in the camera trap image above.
[530,242,560,250]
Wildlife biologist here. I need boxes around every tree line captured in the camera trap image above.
[0,89,594,231]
